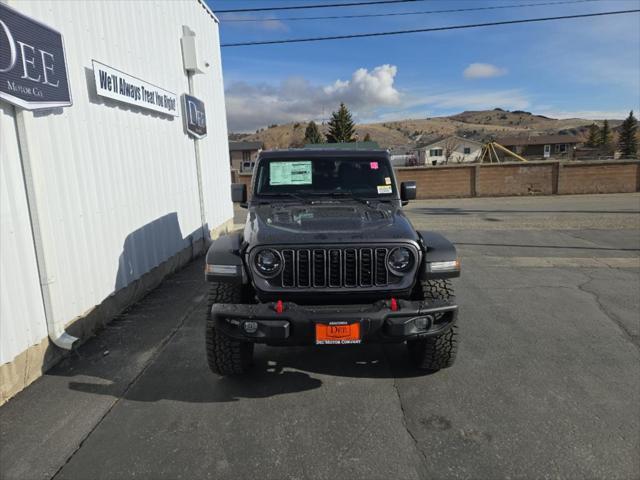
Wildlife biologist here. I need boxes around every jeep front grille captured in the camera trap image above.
[276,247,391,288]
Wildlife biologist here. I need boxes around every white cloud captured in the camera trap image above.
[463,63,507,79]
[323,65,400,106]
[225,65,401,131]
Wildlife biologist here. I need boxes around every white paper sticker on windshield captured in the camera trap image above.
[384,177,392,185]
[377,185,392,194]
[270,161,312,185]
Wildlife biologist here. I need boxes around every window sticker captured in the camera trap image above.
[370,161,379,170]
[270,161,312,185]
[377,185,392,194]
[384,177,392,185]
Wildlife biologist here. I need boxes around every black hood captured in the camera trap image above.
[243,200,419,246]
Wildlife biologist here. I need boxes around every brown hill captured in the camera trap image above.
[234,110,623,150]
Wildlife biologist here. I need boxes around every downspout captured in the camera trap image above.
[13,107,78,350]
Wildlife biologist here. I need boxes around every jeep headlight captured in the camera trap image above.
[387,247,414,274]
[255,249,282,277]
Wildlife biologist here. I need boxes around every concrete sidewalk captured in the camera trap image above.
[0,260,209,480]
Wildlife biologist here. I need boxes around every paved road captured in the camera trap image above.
[1,193,639,480]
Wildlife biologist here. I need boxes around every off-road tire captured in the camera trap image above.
[407,279,458,372]
[205,282,254,375]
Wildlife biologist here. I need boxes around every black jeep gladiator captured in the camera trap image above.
[204,149,460,374]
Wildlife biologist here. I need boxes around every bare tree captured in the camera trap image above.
[442,137,461,164]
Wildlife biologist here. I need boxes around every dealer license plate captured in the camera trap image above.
[315,322,361,345]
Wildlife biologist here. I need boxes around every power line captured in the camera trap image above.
[216,0,429,14]
[221,9,639,47]
[221,0,602,23]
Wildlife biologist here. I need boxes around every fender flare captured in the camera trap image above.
[204,233,247,284]
[417,230,460,279]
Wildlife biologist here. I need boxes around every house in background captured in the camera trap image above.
[418,136,483,165]
[229,141,263,172]
[495,135,582,160]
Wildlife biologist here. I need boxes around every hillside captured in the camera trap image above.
[232,109,623,150]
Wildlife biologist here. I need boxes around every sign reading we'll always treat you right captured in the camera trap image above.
[92,60,178,117]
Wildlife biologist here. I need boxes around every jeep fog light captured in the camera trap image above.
[414,315,433,330]
[243,321,258,333]
[427,260,460,272]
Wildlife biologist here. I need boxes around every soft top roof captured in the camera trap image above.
[258,149,389,160]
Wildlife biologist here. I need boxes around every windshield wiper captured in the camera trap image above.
[257,193,310,204]
[298,191,371,205]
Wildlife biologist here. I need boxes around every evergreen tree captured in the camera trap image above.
[326,103,356,143]
[363,132,372,142]
[304,121,323,144]
[586,123,601,147]
[617,110,638,158]
[600,119,613,151]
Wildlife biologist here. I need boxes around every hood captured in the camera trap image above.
[243,200,419,246]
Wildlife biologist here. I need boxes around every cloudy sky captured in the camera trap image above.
[208,0,640,132]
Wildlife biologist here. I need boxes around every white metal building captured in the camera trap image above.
[418,136,484,165]
[0,0,232,402]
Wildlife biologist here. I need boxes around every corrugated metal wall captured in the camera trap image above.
[1,1,232,369]
[0,104,49,364]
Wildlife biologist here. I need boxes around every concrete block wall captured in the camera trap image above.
[396,160,639,199]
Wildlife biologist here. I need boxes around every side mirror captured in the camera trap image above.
[231,183,247,204]
[400,181,417,204]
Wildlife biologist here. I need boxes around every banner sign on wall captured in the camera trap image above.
[183,94,207,138]
[92,60,178,117]
[0,3,72,110]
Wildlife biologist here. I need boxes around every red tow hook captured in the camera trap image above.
[275,299,284,314]
[390,298,399,312]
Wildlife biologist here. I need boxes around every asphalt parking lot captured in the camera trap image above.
[1,193,639,480]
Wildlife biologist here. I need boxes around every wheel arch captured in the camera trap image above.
[417,230,460,279]
[204,232,248,284]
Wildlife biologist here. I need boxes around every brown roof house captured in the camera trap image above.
[496,134,582,160]
[229,141,263,172]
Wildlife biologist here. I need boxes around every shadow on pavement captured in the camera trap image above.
[60,343,426,404]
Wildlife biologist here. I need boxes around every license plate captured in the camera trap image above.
[315,322,361,345]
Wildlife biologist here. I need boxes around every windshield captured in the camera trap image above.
[254,157,397,199]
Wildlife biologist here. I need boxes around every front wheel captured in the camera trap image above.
[205,282,253,375]
[407,279,459,372]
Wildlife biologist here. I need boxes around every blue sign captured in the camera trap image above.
[0,3,72,109]
[183,94,207,138]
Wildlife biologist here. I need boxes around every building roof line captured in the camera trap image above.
[420,135,484,149]
[196,0,219,23]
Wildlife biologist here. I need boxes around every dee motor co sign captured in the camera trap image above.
[0,3,72,109]
[92,60,178,117]
[183,94,206,138]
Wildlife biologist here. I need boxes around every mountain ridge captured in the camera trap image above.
[229,109,624,150]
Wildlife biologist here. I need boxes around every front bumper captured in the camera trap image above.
[211,299,457,346]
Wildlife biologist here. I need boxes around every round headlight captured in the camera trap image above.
[388,247,414,274]
[255,249,282,277]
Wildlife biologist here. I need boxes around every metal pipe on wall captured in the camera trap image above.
[13,107,78,350]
